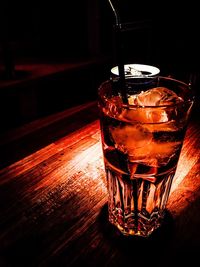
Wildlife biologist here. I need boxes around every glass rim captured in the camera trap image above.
[98,76,195,109]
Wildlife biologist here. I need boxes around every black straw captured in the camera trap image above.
[108,0,128,104]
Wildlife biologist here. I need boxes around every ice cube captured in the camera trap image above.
[128,161,157,182]
[120,106,169,123]
[128,140,181,167]
[147,108,169,123]
[103,96,123,117]
[110,124,152,154]
[134,87,183,106]
[128,95,137,105]
[124,87,183,123]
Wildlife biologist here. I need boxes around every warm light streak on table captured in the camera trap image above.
[0,102,199,267]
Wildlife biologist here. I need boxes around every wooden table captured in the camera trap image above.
[0,101,199,267]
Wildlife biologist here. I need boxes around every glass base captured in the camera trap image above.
[109,209,165,238]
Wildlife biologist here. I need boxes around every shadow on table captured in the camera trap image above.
[97,203,198,267]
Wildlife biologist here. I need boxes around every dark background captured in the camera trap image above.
[0,0,199,131]
[1,1,199,70]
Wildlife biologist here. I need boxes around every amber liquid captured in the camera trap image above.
[99,98,186,237]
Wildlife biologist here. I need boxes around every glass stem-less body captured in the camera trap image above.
[98,77,193,237]
[101,113,184,237]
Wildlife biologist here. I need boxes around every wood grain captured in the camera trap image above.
[0,103,199,267]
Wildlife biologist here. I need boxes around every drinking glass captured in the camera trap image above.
[98,75,194,237]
